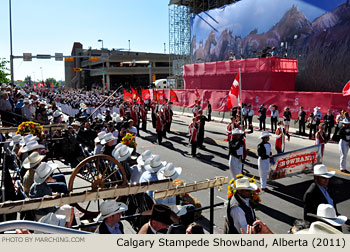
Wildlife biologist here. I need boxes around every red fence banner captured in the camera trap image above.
[268,144,322,180]
[165,89,350,118]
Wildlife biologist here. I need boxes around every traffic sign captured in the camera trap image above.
[55,53,63,61]
[23,53,32,61]
[37,54,51,59]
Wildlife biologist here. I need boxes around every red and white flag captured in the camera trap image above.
[343,81,350,96]
[226,73,241,109]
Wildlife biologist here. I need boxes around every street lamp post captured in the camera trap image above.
[98,39,104,49]
[9,0,14,86]
[128,40,130,52]
[40,67,44,83]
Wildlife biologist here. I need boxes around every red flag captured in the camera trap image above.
[343,81,350,96]
[157,90,166,104]
[153,89,158,102]
[124,90,133,103]
[33,83,36,89]
[131,88,137,99]
[195,89,200,104]
[50,82,53,88]
[170,89,179,102]
[136,96,142,105]
[141,88,150,100]
[226,73,241,109]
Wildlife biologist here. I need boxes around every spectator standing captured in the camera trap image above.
[268,105,278,133]
[298,106,306,135]
[283,107,292,134]
[258,104,266,131]
[323,109,334,139]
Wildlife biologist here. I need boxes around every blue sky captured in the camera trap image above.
[0,0,169,81]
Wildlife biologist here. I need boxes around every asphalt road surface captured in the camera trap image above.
[135,113,350,234]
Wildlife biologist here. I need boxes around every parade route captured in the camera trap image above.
[134,113,350,234]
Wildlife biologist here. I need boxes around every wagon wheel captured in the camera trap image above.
[68,154,128,217]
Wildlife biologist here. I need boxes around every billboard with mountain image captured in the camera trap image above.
[190,0,350,92]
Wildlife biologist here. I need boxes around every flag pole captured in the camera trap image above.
[239,67,244,129]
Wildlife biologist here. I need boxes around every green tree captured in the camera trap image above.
[24,75,32,86]
[45,77,57,87]
[0,58,10,84]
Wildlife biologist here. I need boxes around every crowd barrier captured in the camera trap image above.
[160,89,349,118]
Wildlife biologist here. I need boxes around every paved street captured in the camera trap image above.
[135,113,350,234]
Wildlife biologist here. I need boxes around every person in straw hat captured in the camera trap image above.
[229,128,245,179]
[338,118,350,174]
[307,203,348,232]
[29,162,68,220]
[95,200,128,234]
[257,131,272,191]
[303,164,340,224]
[22,152,46,195]
[101,132,117,156]
[224,177,258,234]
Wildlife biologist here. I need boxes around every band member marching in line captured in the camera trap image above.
[140,102,147,132]
[275,121,290,154]
[155,110,164,144]
[258,131,272,192]
[226,117,237,141]
[228,128,245,179]
[189,120,199,157]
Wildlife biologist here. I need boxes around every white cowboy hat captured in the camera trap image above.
[307,204,347,227]
[34,162,57,184]
[52,110,62,118]
[341,118,350,124]
[137,150,153,166]
[9,134,23,147]
[232,128,243,135]
[94,131,106,143]
[314,106,320,110]
[234,177,258,191]
[21,140,45,153]
[55,205,73,222]
[294,221,342,234]
[313,164,335,179]
[23,98,31,104]
[71,121,81,127]
[144,155,167,173]
[111,143,125,158]
[169,204,190,216]
[113,114,123,123]
[260,131,272,139]
[101,132,116,145]
[80,103,87,109]
[35,212,66,233]
[22,152,46,169]
[19,134,39,146]
[39,100,47,106]
[112,145,133,162]
[97,200,128,221]
[157,163,182,180]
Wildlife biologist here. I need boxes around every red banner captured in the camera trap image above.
[165,89,350,118]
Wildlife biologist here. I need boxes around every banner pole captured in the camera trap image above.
[239,67,244,129]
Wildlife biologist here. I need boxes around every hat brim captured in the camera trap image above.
[260,133,272,139]
[235,183,258,191]
[23,154,45,169]
[34,166,57,184]
[114,147,133,162]
[144,161,167,173]
[97,204,128,221]
[315,171,335,179]
[307,213,347,226]
[137,154,154,166]
[22,144,45,153]
[101,137,116,145]
[157,167,182,180]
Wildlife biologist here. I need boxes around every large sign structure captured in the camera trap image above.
[190,0,350,92]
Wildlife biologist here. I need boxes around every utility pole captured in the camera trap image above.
[9,0,14,86]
